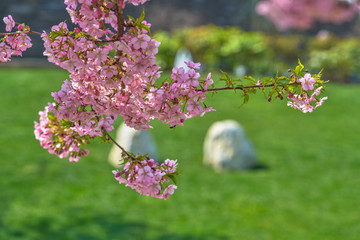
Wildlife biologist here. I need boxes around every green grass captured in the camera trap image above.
[0,68,359,240]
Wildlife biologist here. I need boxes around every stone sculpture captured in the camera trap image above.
[203,120,259,171]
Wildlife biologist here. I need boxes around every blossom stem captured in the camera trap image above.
[104,131,136,160]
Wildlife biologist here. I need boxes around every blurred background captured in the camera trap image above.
[2,0,360,82]
[0,0,360,239]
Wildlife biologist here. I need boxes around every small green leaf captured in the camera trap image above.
[128,15,135,22]
[261,88,267,99]
[313,68,324,81]
[243,76,256,83]
[138,9,146,22]
[262,77,272,85]
[49,31,62,41]
[277,76,290,82]
[220,70,236,90]
[243,94,249,105]
[235,84,244,89]
[168,174,178,185]
[220,70,230,81]
[294,59,304,76]
[268,88,276,97]
[143,25,151,33]
[47,112,55,121]
[247,88,257,94]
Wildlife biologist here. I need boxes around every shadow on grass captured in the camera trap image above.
[156,235,229,240]
[1,212,229,240]
[1,214,145,240]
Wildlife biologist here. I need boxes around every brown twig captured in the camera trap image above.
[104,131,136,160]
[204,82,300,92]
[115,1,124,40]
[0,30,42,36]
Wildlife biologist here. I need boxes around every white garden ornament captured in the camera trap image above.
[203,120,258,171]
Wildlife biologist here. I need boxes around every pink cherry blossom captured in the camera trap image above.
[162,185,177,199]
[300,73,316,91]
[0,43,12,62]
[185,61,201,69]
[126,0,150,6]
[3,15,15,32]
[315,97,328,108]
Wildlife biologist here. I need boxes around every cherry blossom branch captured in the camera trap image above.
[204,81,300,92]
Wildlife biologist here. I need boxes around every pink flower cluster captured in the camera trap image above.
[113,158,178,199]
[0,15,32,62]
[34,106,90,162]
[256,0,360,30]
[29,0,214,200]
[287,74,327,113]
[49,79,115,137]
[34,0,215,164]
[146,62,214,128]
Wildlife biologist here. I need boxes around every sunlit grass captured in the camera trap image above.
[0,68,359,240]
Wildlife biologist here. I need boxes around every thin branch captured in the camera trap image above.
[104,131,136,161]
[93,38,119,43]
[204,81,300,92]
[114,1,126,68]
[28,30,42,35]
[0,30,42,36]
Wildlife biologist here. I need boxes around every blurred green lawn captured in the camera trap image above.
[0,68,359,240]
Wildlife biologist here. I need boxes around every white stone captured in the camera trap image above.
[234,65,247,77]
[203,120,258,171]
[173,48,193,71]
[108,123,158,167]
